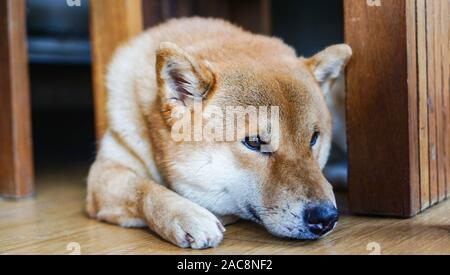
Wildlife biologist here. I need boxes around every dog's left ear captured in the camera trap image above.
[304,44,352,93]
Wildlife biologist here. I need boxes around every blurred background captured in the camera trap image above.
[27,0,345,182]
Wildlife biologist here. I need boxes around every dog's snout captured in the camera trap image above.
[304,203,339,236]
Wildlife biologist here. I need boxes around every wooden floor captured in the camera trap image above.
[1,165,450,255]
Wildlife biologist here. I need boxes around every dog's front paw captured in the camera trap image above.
[167,205,226,249]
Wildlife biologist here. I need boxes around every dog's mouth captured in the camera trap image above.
[243,203,339,241]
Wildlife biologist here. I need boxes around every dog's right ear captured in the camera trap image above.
[304,44,352,95]
[156,42,214,108]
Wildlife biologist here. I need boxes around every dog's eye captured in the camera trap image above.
[310,132,320,148]
[243,136,267,153]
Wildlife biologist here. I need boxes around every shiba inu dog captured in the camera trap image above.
[86,18,352,249]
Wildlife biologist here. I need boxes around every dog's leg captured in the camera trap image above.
[87,159,225,249]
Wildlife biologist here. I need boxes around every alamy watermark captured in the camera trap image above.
[170,102,281,153]
[66,0,81,7]
[367,0,382,7]
[367,242,382,255]
[67,242,81,255]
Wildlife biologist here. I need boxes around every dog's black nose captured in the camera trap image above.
[304,203,339,236]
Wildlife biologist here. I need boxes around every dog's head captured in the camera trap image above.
[156,40,352,240]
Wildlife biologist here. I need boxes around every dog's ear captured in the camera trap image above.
[304,44,352,94]
[156,42,214,107]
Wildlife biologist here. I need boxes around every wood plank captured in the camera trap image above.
[142,0,165,28]
[426,0,438,206]
[0,0,34,198]
[345,0,416,216]
[260,0,272,35]
[444,0,450,199]
[89,0,144,140]
[175,0,193,17]
[434,0,446,202]
[417,0,430,210]
[142,0,271,34]
[229,0,272,34]
[142,0,193,28]
[406,0,421,213]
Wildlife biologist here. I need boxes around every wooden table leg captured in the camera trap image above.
[89,0,144,140]
[0,0,34,198]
